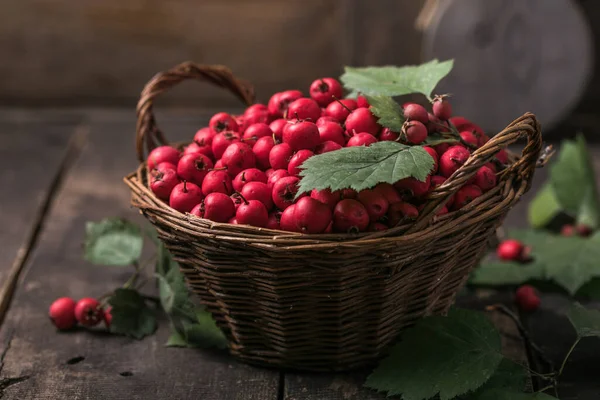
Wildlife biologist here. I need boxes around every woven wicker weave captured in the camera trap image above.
[124,62,543,372]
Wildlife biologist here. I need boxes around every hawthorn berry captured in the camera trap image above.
[150,168,179,200]
[269,143,294,170]
[194,127,217,146]
[387,202,419,227]
[232,168,268,192]
[460,131,479,148]
[325,99,357,122]
[356,95,370,108]
[379,128,400,142]
[286,98,321,121]
[211,131,241,160]
[440,145,471,177]
[452,184,482,210]
[184,142,213,158]
[309,78,343,107]
[317,121,345,146]
[221,142,256,177]
[310,188,341,210]
[170,181,204,213]
[432,96,452,120]
[345,107,380,136]
[347,132,378,147]
[253,136,276,170]
[561,224,575,237]
[49,297,77,330]
[423,146,439,173]
[177,153,213,186]
[402,103,429,124]
[241,181,274,210]
[515,285,541,312]
[269,118,288,141]
[293,197,332,233]
[201,170,233,196]
[236,198,269,227]
[282,120,321,151]
[332,199,370,233]
[576,224,593,237]
[266,211,282,230]
[267,169,290,189]
[496,239,526,262]
[394,176,431,199]
[192,192,236,222]
[272,176,303,210]
[279,204,300,232]
[147,146,180,171]
[373,183,403,205]
[401,121,428,144]
[268,90,303,118]
[288,150,314,176]
[474,165,497,192]
[209,112,238,133]
[315,141,343,154]
[242,123,273,146]
[357,189,389,221]
[74,297,103,327]
[103,307,112,328]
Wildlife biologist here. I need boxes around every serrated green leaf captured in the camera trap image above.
[461,359,527,399]
[550,134,600,228]
[84,218,143,266]
[166,310,228,349]
[366,95,404,131]
[472,230,600,294]
[157,268,189,315]
[298,141,434,195]
[424,133,459,146]
[567,303,600,338]
[465,389,556,400]
[365,308,503,400]
[165,329,188,347]
[108,288,157,339]
[528,183,562,229]
[341,59,454,98]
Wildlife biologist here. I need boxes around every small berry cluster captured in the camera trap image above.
[147,79,502,234]
[560,223,593,237]
[496,239,540,312]
[48,297,111,330]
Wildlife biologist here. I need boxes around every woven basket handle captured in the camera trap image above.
[410,112,543,233]
[135,62,256,163]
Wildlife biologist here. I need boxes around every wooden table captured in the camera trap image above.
[0,109,598,399]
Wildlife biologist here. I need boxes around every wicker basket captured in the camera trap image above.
[124,62,543,372]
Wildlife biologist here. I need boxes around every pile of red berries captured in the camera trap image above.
[148,78,504,234]
[49,297,110,330]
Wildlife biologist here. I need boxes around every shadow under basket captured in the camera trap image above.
[124,62,543,372]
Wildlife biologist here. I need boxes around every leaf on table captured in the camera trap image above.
[298,141,434,195]
[165,329,188,347]
[84,217,143,266]
[341,59,454,98]
[472,230,600,294]
[528,183,562,229]
[364,308,503,400]
[548,134,600,228]
[366,95,405,131]
[567,303,600,338]
[108,288,157,339]
[166,310,228,350]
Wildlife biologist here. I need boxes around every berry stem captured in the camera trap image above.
[558,337,580,377]
[235,191,249,205]
[333,96,352,113]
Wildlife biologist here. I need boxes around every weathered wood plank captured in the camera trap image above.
[283,294,530,400]
[0,116,82,324]
[0,111,279,399]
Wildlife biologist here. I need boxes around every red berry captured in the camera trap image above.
[496,149,509,164]
[576,224,593,237]
[288,150,314,177]
[449,116,484,135]
[241,181,274,210]
[49,297,77,330]
[147,146,180,171]
[232,168,268,192]
[242,123,273,146]
[317,121,345,146]
[221,142,256,177]
[373,183,402,204]
[561,224,575,237]
[170,181,204,213]
[379,128,400,142]
[191,192,235,222]
[177,153,214,186]
[184,142,213,158]
[280,204,300,232]
[332,199,370,233]
[474,165,497,192]
[316,116,339,126]
[394,175,431,199]
[325,99,357,122]
[209,112,239,133]
[211,131,241,160]
[201,170,233,196]
[515,285,540,312]
[440,145,471,177]
[253,136,276,170]
[150,168,179,200]
[368,222,389,232]
[357,95,370,108]
[347,132,378,147]
[460,131,479,148]
[401,121,428,144]
[269,143,294,170]
[269,118,288,141]
[266,211,282,230]
[341,188,358,199]
[402,103,429,124]
[387,202,419,227]
[286,98,321,122]
[497,239,525,261]
[315,141,343,154]
[103,307,112,328]
[432,96,452,120]
[236,199,269,227]
[242,109,271,131]
[74,297,102,327]
[310,188,341,210]
[430,175,455,208]
[194,127,217,146]
[293,197,332,233]
[267,169,290,189]
[268,90,303,118]
[309,78,343,107]
[423,146,439,173]
[272,176,303,210]
[282,121,321,151]
[452,184,482,210]
[434,142,451,158]
[346,108,380,136]
[357,189,389,221]
[244,103,268,116]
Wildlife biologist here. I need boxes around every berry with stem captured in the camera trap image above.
[269,118,288,141]
[285,98,321,121]
[74,297,103,327]
[170,181,204,213]
[150,168,179,200]
[271,176,303,210]
[194,127,217,146]
[201,170,233,196]
[232,168,267,192]
[345,107,380,136]
[268,90,303,118]
[235,193,269,227]
[241,181,274,210]
[325,98,357,122]
[211,131,241,160]
[209,112,239,133]
[288,150,314,177]
[432,95,452,120]
[49,297,77,330]
[309,78,343,107]
[401,120,428,144]
[332,199,370,233]
[242,123,273,146]
[221,142,256,177]
[402,103,429,124]
[440,145,471,177]
[282,120,321,151]
[176,153,214,186]
[317,121,345,146]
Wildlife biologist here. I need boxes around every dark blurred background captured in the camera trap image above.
[1,0,599,137]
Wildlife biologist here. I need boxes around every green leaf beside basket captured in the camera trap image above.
[84,217,143,266]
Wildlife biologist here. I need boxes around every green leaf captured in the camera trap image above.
[465,389,556,400]
[567,303,600,338]
[549,134,600,228]
[84,218,143,266]
[298,141,434,195]
[366,95,405,131]
[165,329,188,347]
[157,268,190,316]
[424,133,459,146]
[528,183,562,229]
[341,59,454,98]
[472,230,600,294]
[166,310,228,349]
[108,288,157,339]
[365,308,503,400]
[461,359,527,399]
